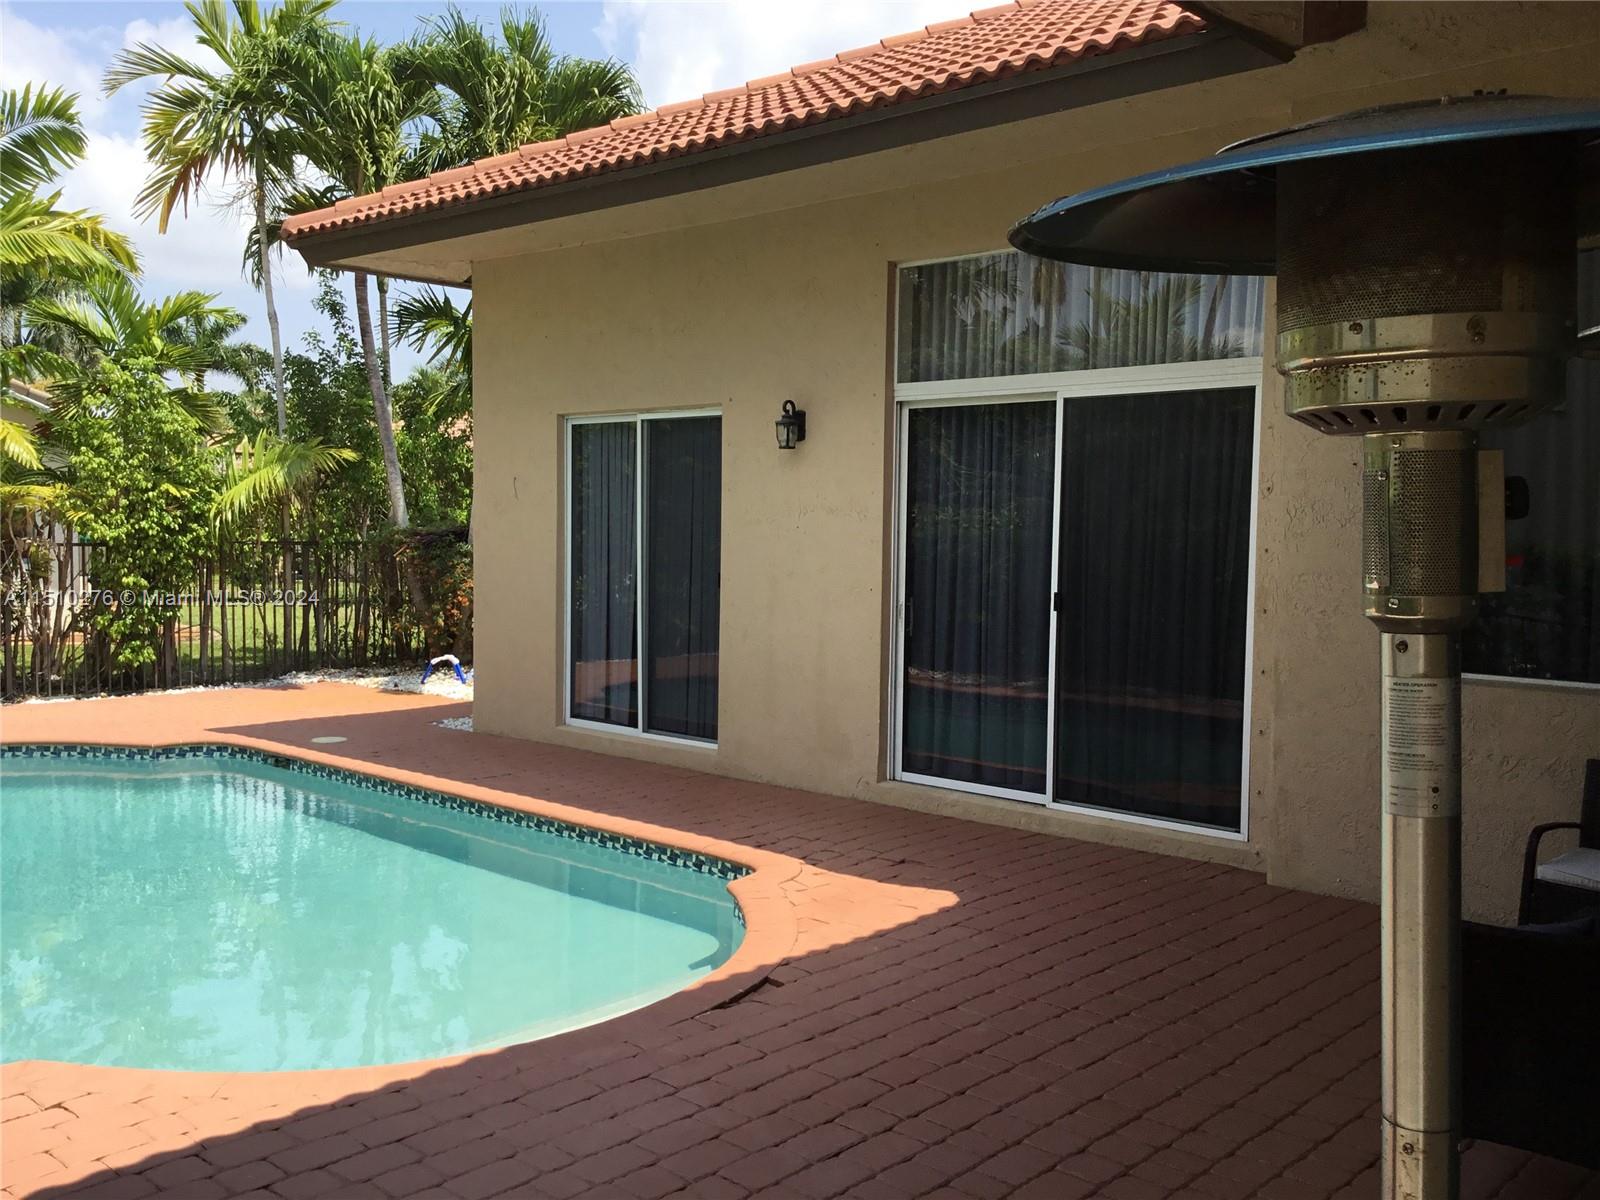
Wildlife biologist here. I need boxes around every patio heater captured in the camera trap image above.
[1010,95,1600,1200]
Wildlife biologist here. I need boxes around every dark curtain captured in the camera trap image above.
[644,417,722,740]
[901,401,1055,792]
[569,422,637,726]
[1467,255,1600,683]
[1054,387,1253,830]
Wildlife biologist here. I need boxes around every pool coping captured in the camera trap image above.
[0,732,802,1094]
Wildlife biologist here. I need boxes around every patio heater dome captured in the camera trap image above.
[1011,93,1600,270]
[1008,92,1600,1200]
[1013,94,1600,436]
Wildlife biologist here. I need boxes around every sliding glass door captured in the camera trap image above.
[568,413,721,742]
[1053,388,1254,830]
[895,383,1255,834]
[899,400,1056,796]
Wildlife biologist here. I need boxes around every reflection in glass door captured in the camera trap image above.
[1053,387,1254,831]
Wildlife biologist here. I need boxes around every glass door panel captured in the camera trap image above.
[643,416,721,740]
[1053,387,1253,831]
[569,421,638,726]
[901,401,1055,794]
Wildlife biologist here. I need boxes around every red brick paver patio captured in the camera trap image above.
[2,683,1594,1200]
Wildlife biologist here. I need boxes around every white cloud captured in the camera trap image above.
[596,0,962,108]
[59,129,314,297]
[0,4,118,121]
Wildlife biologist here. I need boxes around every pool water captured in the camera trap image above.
[0,752,742,1071]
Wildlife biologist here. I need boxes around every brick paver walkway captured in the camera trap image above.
[2,684,1594,1200]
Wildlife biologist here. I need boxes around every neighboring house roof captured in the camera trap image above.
[5,380,51,414]
[281,0,1205,245]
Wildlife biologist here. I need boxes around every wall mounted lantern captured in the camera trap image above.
[775,400,807,450]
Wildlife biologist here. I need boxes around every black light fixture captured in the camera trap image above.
[775,399,806,450]
[1011,93,1600,1200]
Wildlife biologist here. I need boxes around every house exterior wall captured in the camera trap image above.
[471,2,1600,923]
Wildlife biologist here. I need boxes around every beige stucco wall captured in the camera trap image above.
[470,2,1600,924]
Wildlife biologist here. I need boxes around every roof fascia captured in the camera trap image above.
[292,30,1280,283]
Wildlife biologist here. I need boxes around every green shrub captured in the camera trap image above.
[55,359,218,671]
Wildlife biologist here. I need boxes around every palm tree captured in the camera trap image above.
[274,9,637,533]
[397,7,641,174]
[213,430,356,533]
[24,274,236,428]
[1,87,138,388]
[286,31,434,530]
[0,419,41,471]
[0,417,62,526]
[0,191,137,284]
[105,0,337,438]
[390,285,471,423]
[168,308,271,392]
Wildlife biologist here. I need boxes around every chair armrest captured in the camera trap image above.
[1521,822,1584,922]
[1527,822,1582,856]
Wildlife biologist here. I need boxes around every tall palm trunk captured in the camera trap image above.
[352,270,409,529]
[254,175,288,437]
[376,275,392,390]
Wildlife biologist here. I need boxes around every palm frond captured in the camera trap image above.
[0,190,139,275]
[0,480,66,519]
[390,286,471,373]
[0,85,87,196]
[0,341,71,391]
[0,417,41,470]
[104,43,220,94]
[212,431,356,532]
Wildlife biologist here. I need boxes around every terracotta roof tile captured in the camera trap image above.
[281,0,1203,242]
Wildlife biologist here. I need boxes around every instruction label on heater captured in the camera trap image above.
[1383,677,1461,818]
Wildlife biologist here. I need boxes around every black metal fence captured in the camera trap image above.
[1,536,421,700]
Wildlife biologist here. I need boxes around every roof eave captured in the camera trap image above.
[287,29,1281,285]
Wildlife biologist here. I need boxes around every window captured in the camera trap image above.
[894,252,1265,836]
[897,251,1265,383]
[568,413,722,742]
[1465,255,1600,685]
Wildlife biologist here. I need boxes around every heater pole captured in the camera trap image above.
[1379,630,1462,1200]
[1363,429,1478,1200]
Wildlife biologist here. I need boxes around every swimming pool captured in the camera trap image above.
[0,746,744,1072]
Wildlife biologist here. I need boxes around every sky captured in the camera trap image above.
[1,0,958,380]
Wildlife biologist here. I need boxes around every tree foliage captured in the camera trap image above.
[0,84,89,195]
[4,4,642,679]
[53,360,220,669]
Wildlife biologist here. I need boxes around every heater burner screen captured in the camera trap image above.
[1276,141,1574,333]
[1362,437,1479,629]
[1387,450,1474,595]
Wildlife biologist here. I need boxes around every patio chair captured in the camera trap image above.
[1462,915,1600,1168]
[1518,758,1600,925]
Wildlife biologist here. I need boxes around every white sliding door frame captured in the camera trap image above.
[890,357,1263,840]
[564,408,722,748]
[892,390,1059,806]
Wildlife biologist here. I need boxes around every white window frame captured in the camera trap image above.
[889,357,1264,842]
[564,408,723,749]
